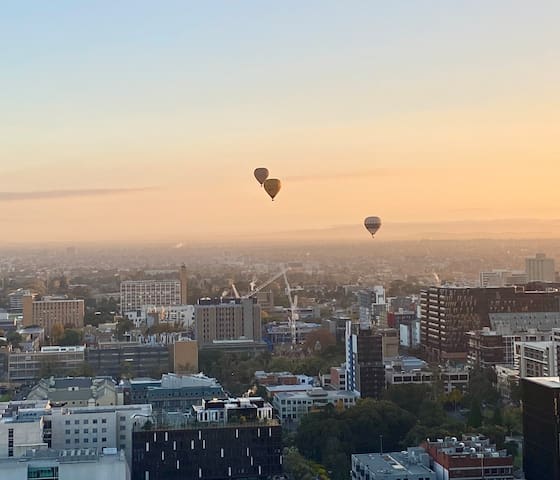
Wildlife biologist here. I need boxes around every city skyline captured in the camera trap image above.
[2,1,559,244]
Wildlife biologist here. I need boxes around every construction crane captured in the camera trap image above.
[229,265,298,345]
[282,269,298,345]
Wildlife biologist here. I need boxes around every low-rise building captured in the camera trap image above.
[8,346,86,382]
[28,376,121,407]
[466,328,505,369]
[50,404,152,465]
[0,400,49,457]
[126,373,224,412]
[352,447,436,480]
[0,448,130,480]
[22,295,84,335]
[423,435,513,480]
[272,387,358,425]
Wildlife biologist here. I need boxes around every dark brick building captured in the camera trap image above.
[420,286,560,362]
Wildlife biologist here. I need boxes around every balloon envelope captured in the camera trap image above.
[364,216,382,237]
[254,168,269,186]
[263,178,281,201]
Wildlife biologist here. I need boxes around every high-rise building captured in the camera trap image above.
[22,295,84,335]
[526,253,556,282]
[466,328,505,369]
[345,321,385,399]
[120,280,181,314]
[522,377,560,479]
[194,298,261,347]
[420,286,560,362]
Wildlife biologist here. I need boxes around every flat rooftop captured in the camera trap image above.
[523,377,560,388]
[353,449,434,476]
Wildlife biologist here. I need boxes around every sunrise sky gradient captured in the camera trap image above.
[1,1,559,244]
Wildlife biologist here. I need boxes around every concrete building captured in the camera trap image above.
[132,397,282,480]
[194,298,261,347]
[357,286,386,328]
[126,373,224,412]
[351,448,435,480]
[179,264,188,304]
[423,435,513,480]
[22,295,84,335]
[515,341,556,378]
[522,377,560,479]
[50,404,152,465]
[526,253,555,282]
[169,339,198,374]
[272,388,359,425]
[8,346,86,382]
[28,377,121,407]
[479,270,527,287]
[0,448,130,480]
[7,289,31,313]
[120,280,181,315]
[0,401,48,457]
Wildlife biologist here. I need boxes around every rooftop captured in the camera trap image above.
[523,376,560,388]
[353,448,433,476]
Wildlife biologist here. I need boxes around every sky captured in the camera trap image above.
[1,1,559,244]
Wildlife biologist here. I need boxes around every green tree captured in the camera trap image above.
[467,400,483,428]
[60,329,83,346]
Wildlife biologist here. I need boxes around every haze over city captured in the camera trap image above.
[2,1,559,245]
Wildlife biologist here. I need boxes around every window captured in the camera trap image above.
[74,429,79,434]
[102,428,107,433]
[84,429,88,433]
[102,419,107,424]
[83,419,89,424]
[102,437,107,442]
[65,439,70,444]
[65,420,71,425]
[93,419,98,424]
[74,420,80,425]
[65,429,70,434]
[93,428,97,433]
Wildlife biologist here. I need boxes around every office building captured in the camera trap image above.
[7,289,31,313]
[423,435,513,480]
[522,377,560,479]
[50,403,152,465]
[420,286,560,362]
[22,295,84,335]
[8,346,86,382]
[526,253,556,282]
[132,397,282,480]
[120,280,181,315]
[85,343,170,379]
[479,270,528,287]
[0,448,130,480]
[345,322,385,399]
[194,298,261,347]
[352,448,435,480]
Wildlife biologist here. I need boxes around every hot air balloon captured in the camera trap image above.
[254,168,269,186]
[263,178,281,201]
[364,216,381,238]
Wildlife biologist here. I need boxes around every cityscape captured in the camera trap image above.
[2,2,560,480]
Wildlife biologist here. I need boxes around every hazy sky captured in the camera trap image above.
[1,1,559,244]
